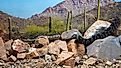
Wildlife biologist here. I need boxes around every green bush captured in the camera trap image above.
[24,17,66,37]
[24,24,48,36]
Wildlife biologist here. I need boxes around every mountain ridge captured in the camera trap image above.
[31,0,114,19]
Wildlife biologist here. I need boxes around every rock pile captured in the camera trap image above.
[0,36,85,68]
[0,34,121,68]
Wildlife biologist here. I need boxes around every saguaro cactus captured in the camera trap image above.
[49,17,52,32]
[66,11,72,31]
[8,17,12,40]
[66,11,70,31]
[69,11,72,30]
[97,0,100,20]
[84,3,86,32]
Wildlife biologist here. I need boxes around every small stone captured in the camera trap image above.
[0,62,4,66]
[63,65,71,68]
[81,64,89,68]
[106,61,112,66]
[75,57,81,64]
[36,59,46,68]
[51,55,56,61]
[9,55,17,62]
[48,42,60,55]
[45,54,52,62]
[26,49,39,59]
[24,64,31,68]
[12,39,30,53]
[83,55,88,59]
[84,57,97,65]
[118,60,121,63]
[55,51,74,64]
[17,53,27,59]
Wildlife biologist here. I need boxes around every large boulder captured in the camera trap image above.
[12,39,30,53]
[35,36,49,48]
[87,36,121,61]
[84,20,111,39]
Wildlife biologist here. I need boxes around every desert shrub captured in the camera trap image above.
[24,24,48,36]
[24,17,66,38]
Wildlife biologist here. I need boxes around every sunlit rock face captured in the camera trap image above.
[83,20,111,39]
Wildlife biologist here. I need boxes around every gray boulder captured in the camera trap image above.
[87,36,121,61]
[61,29,82,40]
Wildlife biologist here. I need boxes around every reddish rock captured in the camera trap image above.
[48,42,60,55]
[55,51,74,64]
[61,57,75,68]
[67,39,78,56]
[12,39,30,53]
[77,44,85,58]
[0,37,7,60]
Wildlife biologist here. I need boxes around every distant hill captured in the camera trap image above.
[0,11,28,30]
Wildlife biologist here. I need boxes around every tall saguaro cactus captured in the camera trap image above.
[49,17,52,32]
[84,3,86,32]
[69,11,72,30]
[8,17,12,40]
[66,11,70,31]
[97,0,100,20]
[66,11,72,31]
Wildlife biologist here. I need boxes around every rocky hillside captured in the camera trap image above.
[31,0,113,19]
[0,11,29,31]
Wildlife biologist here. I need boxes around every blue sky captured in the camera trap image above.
[0,0,120,18]
[0,0,64,18]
